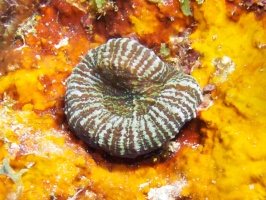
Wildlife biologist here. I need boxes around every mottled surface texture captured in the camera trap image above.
[65,38,202,158]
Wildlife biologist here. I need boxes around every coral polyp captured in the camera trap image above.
[65,38,203,158]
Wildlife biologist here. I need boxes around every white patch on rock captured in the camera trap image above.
[147,179,187,200]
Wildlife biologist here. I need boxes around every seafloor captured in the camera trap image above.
[0,0,265,199]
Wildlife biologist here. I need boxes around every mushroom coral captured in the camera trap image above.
[65,38,202,158]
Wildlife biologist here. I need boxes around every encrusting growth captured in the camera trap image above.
[65,38,203,158]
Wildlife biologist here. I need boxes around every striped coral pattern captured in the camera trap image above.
[65,38,203,158]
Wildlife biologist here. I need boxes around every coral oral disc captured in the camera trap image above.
[65,38,203,158]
